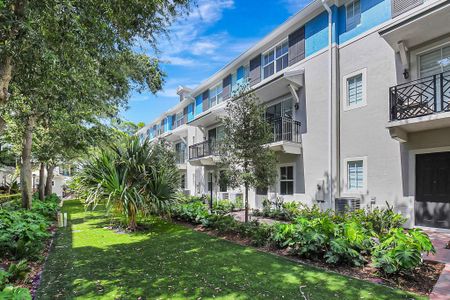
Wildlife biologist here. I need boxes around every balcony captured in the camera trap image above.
[388,70,450,141]
[188,140,221,166]
[266,117,302,154]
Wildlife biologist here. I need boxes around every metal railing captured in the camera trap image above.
[389,70,450,121]
[269,117,301,143]
[174,115,186,129]
[189,140,220,160]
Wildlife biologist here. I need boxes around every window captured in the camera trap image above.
[343,69,366,111]
[346,0,361,30]
[176,111,185,127]
[266,98,293,120]
[280,166,294,195]
[345,157,367,193]
[419,45,450,78]
[262,40,289,79]
[209,84,223,108]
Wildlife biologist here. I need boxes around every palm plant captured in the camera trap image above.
[75,136,179,230]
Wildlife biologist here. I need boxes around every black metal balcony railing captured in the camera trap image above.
[269,117,302,143]
[389,70,450,121]
[189,140,220,160]
[173,116,186,129]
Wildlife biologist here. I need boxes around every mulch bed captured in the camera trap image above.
[174,219,444,296]
[0,224,58,298]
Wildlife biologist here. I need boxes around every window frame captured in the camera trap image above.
[417,43,450,78]
[279,164,295,196]
[346,0,361,31]
[343,68,367,111]
[343,156,367,194]
[209,83,223,108]
[262,39,289,80]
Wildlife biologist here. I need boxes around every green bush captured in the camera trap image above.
[0,260,29,290]
[0,209,51,259]
[171,201,209,224]
[234,195,244,210]
[0,286,32,300]
[212,200,234,215]
[372,228,435,274]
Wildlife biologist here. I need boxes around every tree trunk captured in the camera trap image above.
[0,56,13,106]
[20,115,36,209]
[45,164,55,196]
[38,162,45,200]
[244,182,249,223]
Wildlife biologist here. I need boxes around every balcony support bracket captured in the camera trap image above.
[389,127,408,143]
[288,84,300,110]
[398,41,410,79]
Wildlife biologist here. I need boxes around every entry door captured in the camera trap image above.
[415,152,450,229]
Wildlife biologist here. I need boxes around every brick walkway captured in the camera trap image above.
[421,227,450,300]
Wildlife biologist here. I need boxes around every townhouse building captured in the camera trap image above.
[138,0,450,229]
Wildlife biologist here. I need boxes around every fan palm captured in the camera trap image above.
[76,136,179,230]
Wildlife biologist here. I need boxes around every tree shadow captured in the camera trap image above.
[36,200,424,300]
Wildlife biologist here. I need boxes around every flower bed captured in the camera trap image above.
[170,199,443,296]
[0,194,60,299]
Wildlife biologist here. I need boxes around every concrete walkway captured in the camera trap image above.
[421,227,450,300]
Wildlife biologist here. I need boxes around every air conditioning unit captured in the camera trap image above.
[182,189,190,196]
[220,192,229,200]
[335,197,361,213]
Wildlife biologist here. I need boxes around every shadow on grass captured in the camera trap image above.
[35,200,425,300]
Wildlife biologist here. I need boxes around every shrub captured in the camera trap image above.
[171,202,209,224]
[372,228,435,274]
[0,210,51,259]
[0,261,29,290]
[212,200,234,215]
[234,195,244,210]
[0,286,32,300]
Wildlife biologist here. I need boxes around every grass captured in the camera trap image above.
[36,200,426,300]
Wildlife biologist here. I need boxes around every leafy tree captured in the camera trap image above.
[75,136,179,230]
[0,0,191,128]
[219,84,278,222]
[0,0,192,208]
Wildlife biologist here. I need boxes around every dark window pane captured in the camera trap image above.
[287,166,293,180]
[280,167,286,179]
[287,182,293,195]
[280,182,287,195]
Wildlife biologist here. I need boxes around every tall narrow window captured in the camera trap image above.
[347,160,364,191]
[209,84,223,108]
[263,50,275,79]
[275,41,289,72]
[346,0,361,30]
[347,74,363,107]
[280,166,294,195]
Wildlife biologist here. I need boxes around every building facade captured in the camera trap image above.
[138,0,450,229]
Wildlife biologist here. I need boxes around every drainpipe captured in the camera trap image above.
[322,0,333,209]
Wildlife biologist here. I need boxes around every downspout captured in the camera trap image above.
[322,0,333,209]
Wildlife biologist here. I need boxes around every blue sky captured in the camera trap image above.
[121,0,312,124]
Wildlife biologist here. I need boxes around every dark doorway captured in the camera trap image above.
[415,152,450,229]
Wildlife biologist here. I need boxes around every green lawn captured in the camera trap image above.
[36,200,425,300]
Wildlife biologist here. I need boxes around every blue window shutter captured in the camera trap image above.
[188,103,194,121]
[195,95,203,115]
[237,66,245,80]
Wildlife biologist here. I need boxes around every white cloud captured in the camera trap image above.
[160,56,196,66]
[280,0,312,14]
